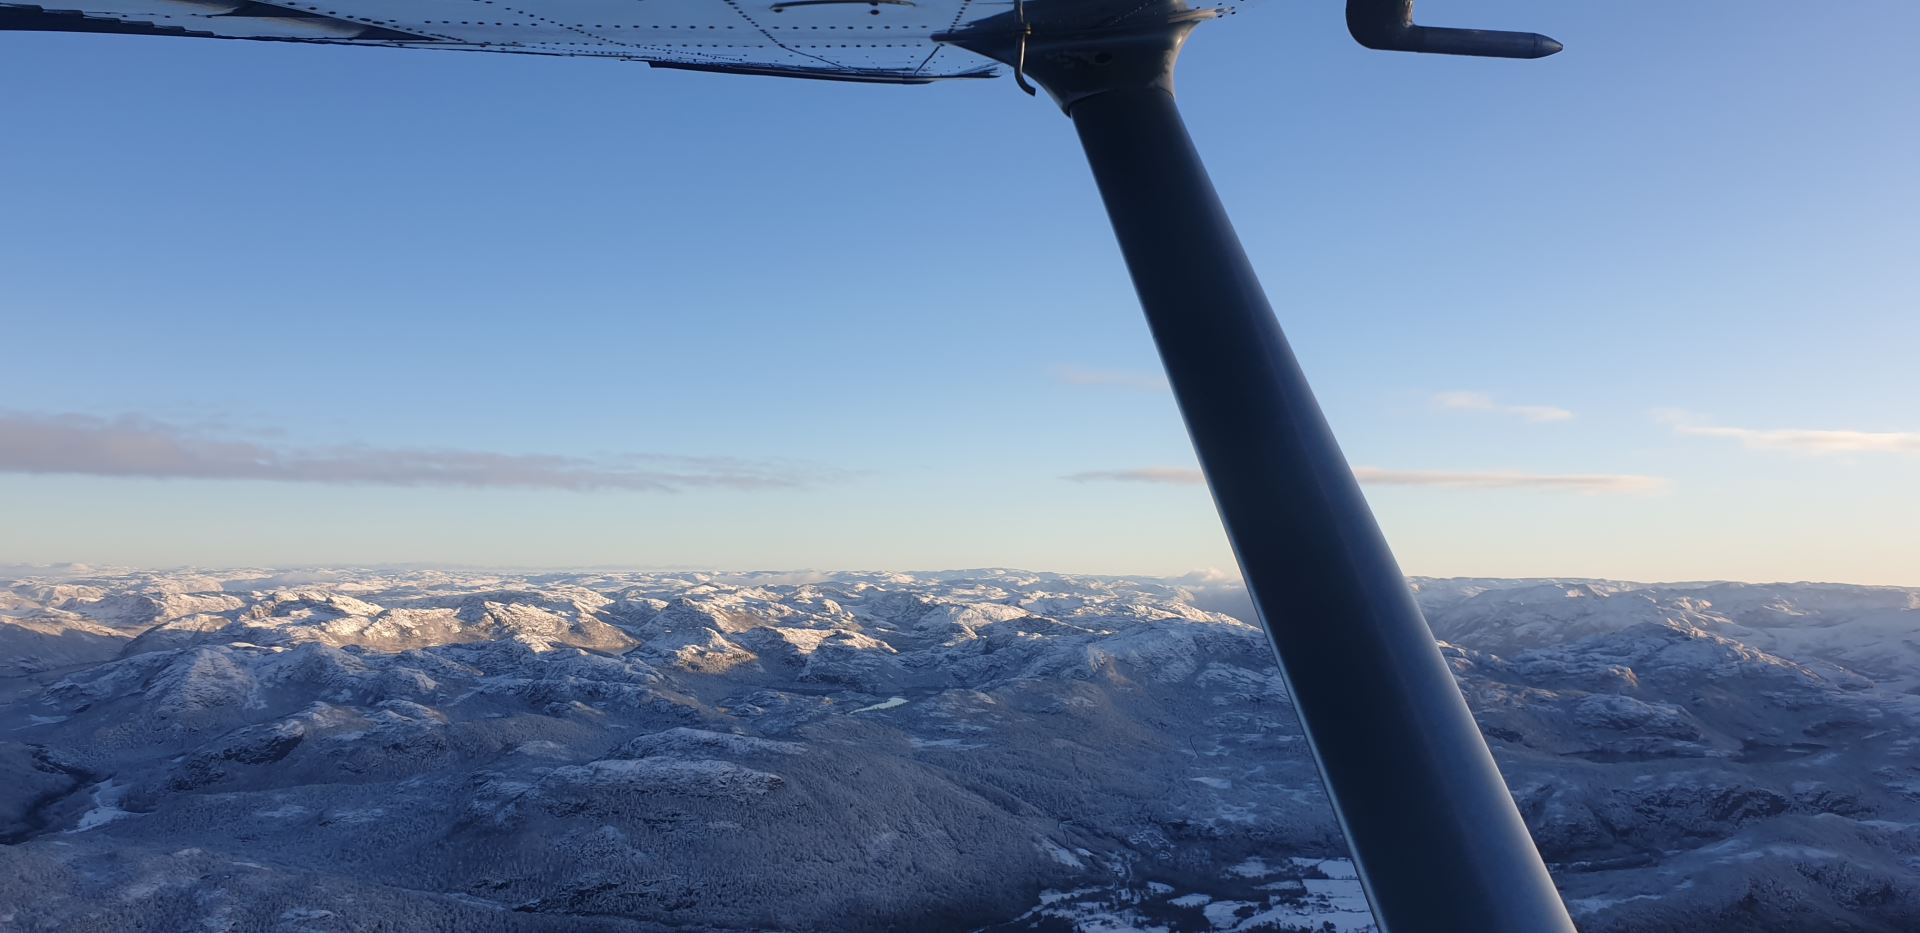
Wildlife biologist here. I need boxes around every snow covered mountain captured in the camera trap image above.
[2,569,1916,932]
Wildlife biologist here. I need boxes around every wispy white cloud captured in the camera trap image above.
[1658,410,1920,456]
[1431,391,1573,423]
[1352,467,1665,493]
[1052,364,1168,392]
[1065,465,1664,494]
[0,412,828,492]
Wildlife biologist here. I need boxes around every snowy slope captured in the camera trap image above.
[0,570,1916,932]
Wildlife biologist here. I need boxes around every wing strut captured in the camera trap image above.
[941,6,1576,931]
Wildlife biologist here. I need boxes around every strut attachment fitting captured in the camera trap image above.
[935,1,1209,112]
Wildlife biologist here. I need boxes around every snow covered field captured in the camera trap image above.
[2,569,1917,931]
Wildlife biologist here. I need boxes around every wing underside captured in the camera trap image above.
[0,0,1007,81]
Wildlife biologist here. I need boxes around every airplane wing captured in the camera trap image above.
[0,0,1015,82]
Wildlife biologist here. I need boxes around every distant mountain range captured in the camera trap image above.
[2,570,1916,931]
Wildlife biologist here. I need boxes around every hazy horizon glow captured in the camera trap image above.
[1,3,1914,585]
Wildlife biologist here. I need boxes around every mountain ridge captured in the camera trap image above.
[2,569,1916,931]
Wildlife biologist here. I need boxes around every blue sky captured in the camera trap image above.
[1,1,1914,583]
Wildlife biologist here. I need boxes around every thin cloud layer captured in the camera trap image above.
[0,412,823,492]
[1053,364,1169,391]
[1353,467,1665,493]
[1660,411,1920,455]
[1065,465,1664,494]
[1432,391,1573,423]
